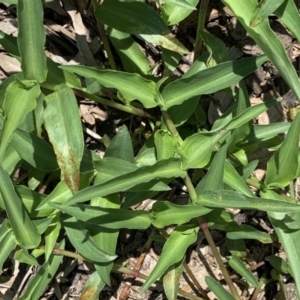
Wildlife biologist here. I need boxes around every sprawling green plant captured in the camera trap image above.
[0,0,300,299]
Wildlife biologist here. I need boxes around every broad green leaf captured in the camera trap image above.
[63,215,117,263]
[95,0,188,54]
[161,55,267,110]
[222,0,300,101]
[201,31,228,66]
[15,248,38,265]
[17,0,47,82]
[168,53,207,126]
[161,0,196,9]
[104,125,134,163]
[267,256,290,275]
[196,142,227,194]
[50,202,151,229]
[0,227,16,271]
[250,0,284,26]
[161,0,198,25]
[65,158,186,205]
[275,0,300,43]
[16,185,47,218]
[227,223,273,244]
[224,161,253,197]
[197,189,300,213]
[151,201,212,228]
[263,189,300,299]
[154,130,177,160]
[19,240,65,300]
[0,81,38,162]
[12,128,58,171]
[1,144,21,175]
[36,180,73,215]
[163,259,184,300]
[229,255,259,287]
[44,86,84,194]
[240,122,291,147]
[265,113,300,188]
[205,276,235,300]
[142,224,198,291]
[61,65,157,108]
[226,99,279,131]
[107,27,150,75]
[181,132,223,169]
[0,166,40,249]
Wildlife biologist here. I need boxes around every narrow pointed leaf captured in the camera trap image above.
[265,113,300,188]
[63,216,117,263]
[0,229,16,271]
[61,65,157,108]
[95,0,188,54]
[197,189,300,213]
[161,55,267,110]
[17,0,47,82]
[43,86,84,194]
[49,202,151,229]
[250,0,284,26]
[66,158,186,205]
[0,166,40,249]
[222,0,300,101]
[0,81,38,162]
[205,276,235,300]
[142,225,198,291]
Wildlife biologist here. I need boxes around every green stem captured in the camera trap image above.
[194,0,209,60]
[97,22,117,70]
[74,89,154,119]
[162,109,241,300]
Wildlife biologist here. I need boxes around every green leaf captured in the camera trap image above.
[0,224,16,270]
[267,255,290,275]
[95,0,188,54]
[163,259,184,300]
[0,81,38,162]
[262,189,300,299]
[154,130,177,160]
[222,0,300,101]
[224,161,253,197]
[0,166,40,249]
[43,86,84,194]
[107,27,150,75]
[105,125,134,163]
[275,0,300,43]
[61,65,157,108]
[142,224,198,291]
[265,113,300,188]
[226,99,279,131]
[66,158,186,205]
[181,132,223,169]
[229,255,259,287]
[63,215,117,263]
[18,240,65,300]
[227,223,273,244]
[44,214,61,261]
[196,142,227,194]
[197,189,300,213]
[80,271,106,300]
[151,201,212,228]
[161,0,198,25]
[250,0,285,26]
[15,248,38,265]
[12,128,58,171]
[50,202,151,229]
[161,0,196,9]
[17,0,47,82]
[205,276,235,300]
[161,55,267,110]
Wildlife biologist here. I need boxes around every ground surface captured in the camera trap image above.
[0,1,300,300]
